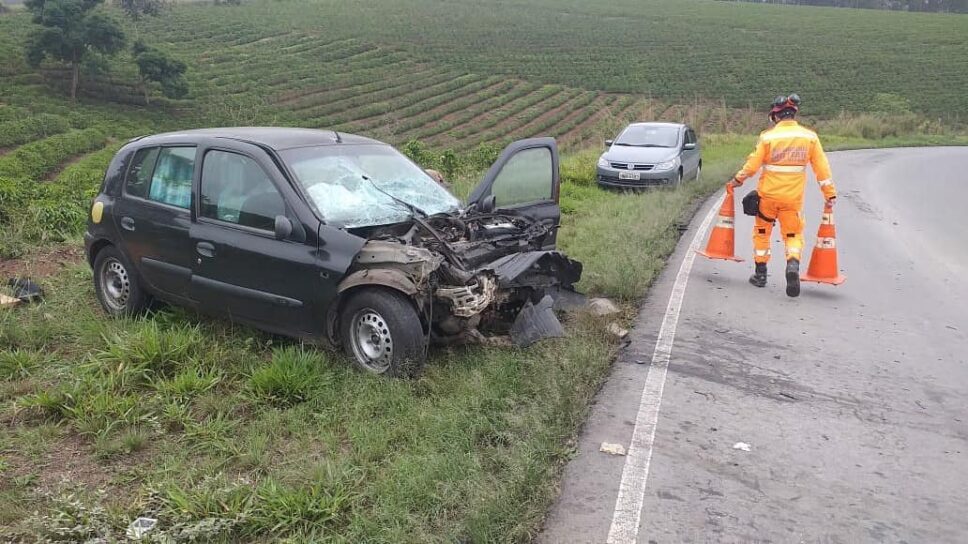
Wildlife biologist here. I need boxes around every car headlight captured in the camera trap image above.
[654,157,680,171]
[597,155,610,168]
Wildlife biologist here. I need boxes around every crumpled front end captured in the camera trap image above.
[341,215,583,348]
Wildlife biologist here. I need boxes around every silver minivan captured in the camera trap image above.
[596,122,701,188]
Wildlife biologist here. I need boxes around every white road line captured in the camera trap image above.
[606,192,723,544]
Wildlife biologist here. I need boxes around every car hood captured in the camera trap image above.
[603,146,678,164]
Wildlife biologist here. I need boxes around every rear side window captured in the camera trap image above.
[200,150,284,231]
[490,147,553,207]
[125,147,159,199]
[148,147,196,209]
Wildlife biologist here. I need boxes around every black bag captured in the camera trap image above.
[741,191,774,222]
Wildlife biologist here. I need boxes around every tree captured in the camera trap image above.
[116,0,168,19]
[24,0,125,101]
[132,40,188,104]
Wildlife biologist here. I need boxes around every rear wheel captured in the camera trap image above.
[339,288,426,377]
[93,246,149,317]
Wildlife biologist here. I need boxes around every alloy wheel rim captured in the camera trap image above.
[350,309,393,373]
[101,258,130,311]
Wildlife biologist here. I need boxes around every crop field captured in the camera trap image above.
[1,0,967,540]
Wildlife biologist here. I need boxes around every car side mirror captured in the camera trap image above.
[481,195,496,213]
[274,215,293,240]
[683,142,697,150]
[604,139,614,148]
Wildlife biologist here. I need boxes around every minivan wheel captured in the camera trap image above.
[696,163,702,182]
[339,288,426,377]
[93,246,148,317]
[674,169,683,187]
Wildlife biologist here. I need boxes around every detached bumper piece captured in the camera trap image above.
[510,295,565,348]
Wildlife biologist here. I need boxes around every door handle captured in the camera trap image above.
[120,217,135,231]
[196,241,215,258]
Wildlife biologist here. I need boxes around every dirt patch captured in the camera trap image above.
[0,245,85,279]
[33,435,116,493]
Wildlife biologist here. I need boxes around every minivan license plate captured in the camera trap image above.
[618,171,640,180]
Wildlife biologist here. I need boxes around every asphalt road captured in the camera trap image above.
[540,147,968,543]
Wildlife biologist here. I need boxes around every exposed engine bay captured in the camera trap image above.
[344,210,583,346]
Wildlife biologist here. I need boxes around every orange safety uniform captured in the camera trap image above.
[732,120,837,264]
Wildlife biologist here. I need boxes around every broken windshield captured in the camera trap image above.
[281,144,460,228]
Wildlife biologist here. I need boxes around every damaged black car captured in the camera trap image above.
[84,128,582,376]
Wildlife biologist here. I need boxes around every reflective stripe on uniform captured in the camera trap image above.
[760,130,818,142]
[817,237,836,248]
[716,216,734,228]
[817,179,833,187]
[764,164,806,173]
[755,249,770,257]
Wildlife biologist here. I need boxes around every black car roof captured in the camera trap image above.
[130,127,383,151]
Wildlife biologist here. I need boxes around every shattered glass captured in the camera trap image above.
[282,144,460,228]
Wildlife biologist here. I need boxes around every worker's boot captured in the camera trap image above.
[748,263,767,288]
[785,258,801,298]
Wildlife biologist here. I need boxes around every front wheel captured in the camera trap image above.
[93,246,149,317]
[695,163,702,182]
[339,288,426,378]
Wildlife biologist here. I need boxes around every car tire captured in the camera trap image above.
[93,246,149,317]
[674,169,683,187]
[339,288,426,378]
[695,163,702,182]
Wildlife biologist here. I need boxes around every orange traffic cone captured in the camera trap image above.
[801,202,846,285]
[697,185,743,262]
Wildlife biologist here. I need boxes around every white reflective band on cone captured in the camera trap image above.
[764,164,807,173]
[716,216,734,228]
[817,237,836,248]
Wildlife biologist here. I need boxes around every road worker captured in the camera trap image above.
[728,94,837,297]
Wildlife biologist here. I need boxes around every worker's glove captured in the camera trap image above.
[825,197,837,207]
[727,178,743,189]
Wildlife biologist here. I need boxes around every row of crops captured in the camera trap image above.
[7,0,945,256]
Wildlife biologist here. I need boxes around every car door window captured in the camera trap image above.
[490,147,553,208]
[148,147,195,209]
[125,147,159,199]
[200,150,284,231]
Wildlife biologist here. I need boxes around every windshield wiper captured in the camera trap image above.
[362,176,465,266]
[362,175,430,219]
[617,143,670,148]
